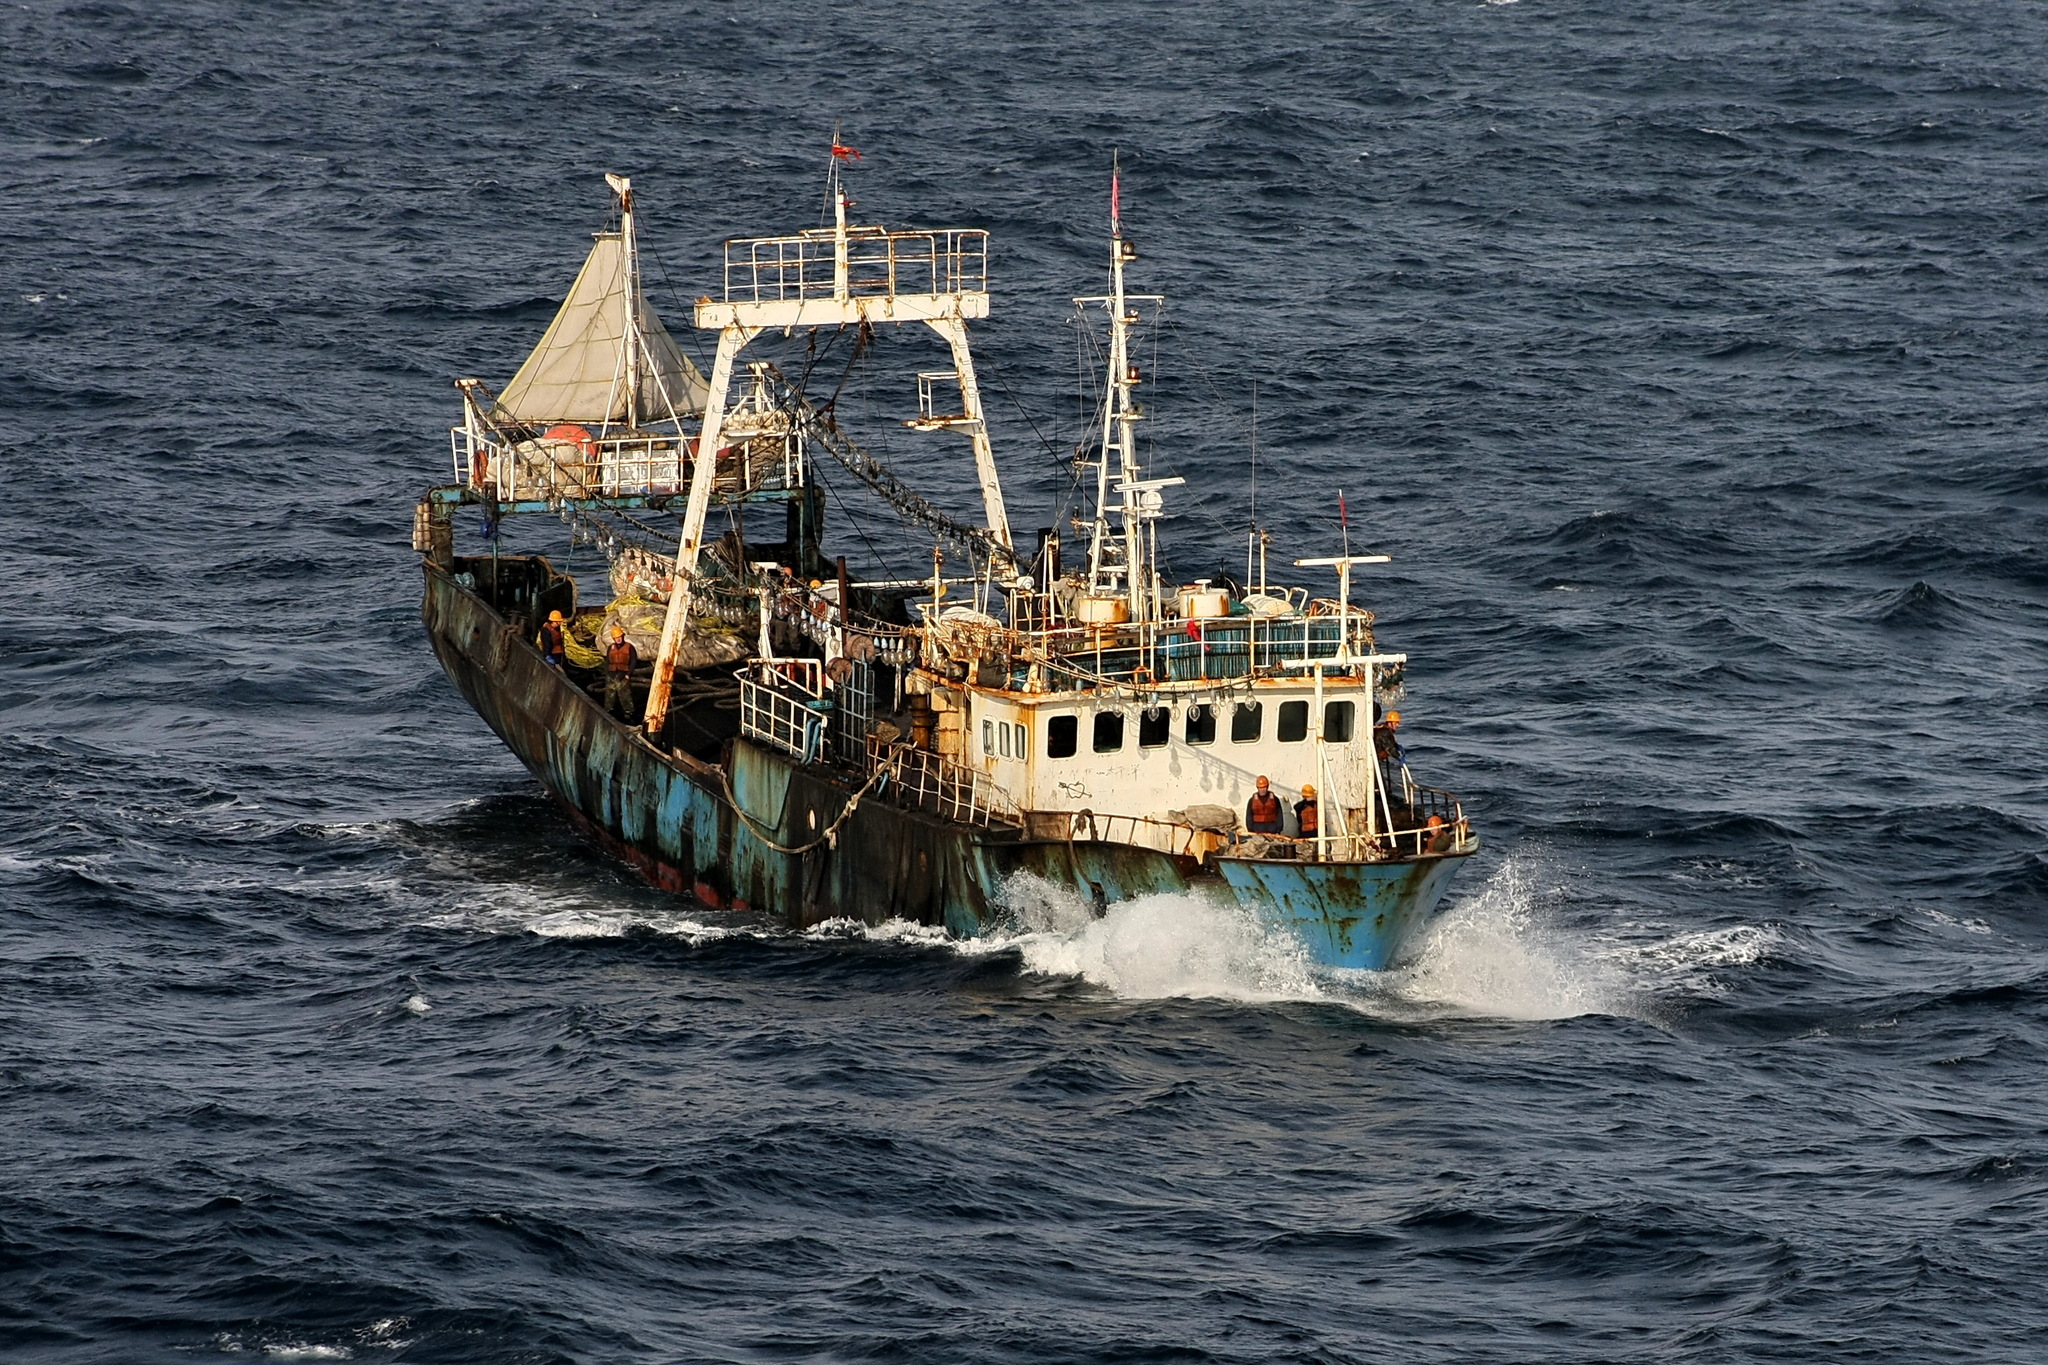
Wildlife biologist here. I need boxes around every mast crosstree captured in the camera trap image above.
[1076,155,1177,623]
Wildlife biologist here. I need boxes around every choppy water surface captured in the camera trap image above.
[4,1,2046,1360]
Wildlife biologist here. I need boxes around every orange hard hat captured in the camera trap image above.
[1386,709,1402,725]
[610,625,625,637]
[1300,783,1316,797]
[548,610,565,622]
[1254,775,1271,788]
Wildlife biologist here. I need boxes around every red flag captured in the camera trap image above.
[1338,490,1348,528]
[1110,170,1120,226]
[831,142,862,161]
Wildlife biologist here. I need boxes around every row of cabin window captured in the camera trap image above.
[982,719,1030,759]
[1031,700,1356,760]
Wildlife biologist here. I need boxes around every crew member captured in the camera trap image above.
[1294,783,1319,838]
[537,609,567,668]
[1245,775,1284,834]
[604,624,638,720]
[1374,708,1405,765]
[1423,814,1454,855]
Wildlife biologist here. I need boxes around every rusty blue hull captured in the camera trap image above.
[423,558,1470,963]
[1215,852,1471,970]
[421,560,1191,932]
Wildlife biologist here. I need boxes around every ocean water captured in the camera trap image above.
[4,1,2046,1361]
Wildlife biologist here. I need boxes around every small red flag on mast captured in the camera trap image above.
[1111,170,1120,227]
[1338,490,1349,527]
[831,142,862,161]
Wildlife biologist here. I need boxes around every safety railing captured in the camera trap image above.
[1007,609,1379,690]
[1229,793,1475,863]
[449,411,802,503]
[1060,809,1210,858]
[738,660,829,762]
[827,658,874,762]
[866,735,1020,828]
[724,227,990,304]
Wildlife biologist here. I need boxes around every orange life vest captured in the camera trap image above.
[606,639,637,674]
[1247,790,1283,832]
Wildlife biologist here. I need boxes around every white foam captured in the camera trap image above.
[425,886,735,944]
[263,1347,352,1362]
[401,993,431,1015]
[978,859,1775,1024]
[1609,923,1783,977]
[805,915,955,946]
[416,855,1775,1027]
[994,874,1324,1003]
[1368,859,1635,1020]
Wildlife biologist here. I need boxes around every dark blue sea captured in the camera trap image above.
[5,1,2046,1360]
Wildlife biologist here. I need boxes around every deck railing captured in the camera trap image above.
[1227,789,1475,863]
[738,660,829,762]
[937,606,1381,691]
[1060,809,1210,858]
[723,227,989,305]
[866,735,1020,828]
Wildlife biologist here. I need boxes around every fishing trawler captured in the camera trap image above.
[414,160,1476,969]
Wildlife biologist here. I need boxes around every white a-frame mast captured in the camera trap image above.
[641,145,1005,737]
[1079,155,1176,622]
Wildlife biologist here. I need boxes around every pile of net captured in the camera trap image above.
[574,594,746,672]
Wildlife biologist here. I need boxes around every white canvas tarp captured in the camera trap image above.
[493,233,708,428]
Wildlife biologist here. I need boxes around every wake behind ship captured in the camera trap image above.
[414,162,1476,970]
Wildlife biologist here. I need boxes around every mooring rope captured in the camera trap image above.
[716,757,891,856]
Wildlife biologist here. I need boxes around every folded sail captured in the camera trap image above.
[493,232,708,428]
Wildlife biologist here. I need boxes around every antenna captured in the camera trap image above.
[1247,378,1258,589]
[822,120,841,226]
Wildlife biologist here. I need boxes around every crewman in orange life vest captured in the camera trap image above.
[1294,783,1319,838]
[604,625,638,720]
[537,610,567,668]
[1245,776,1284,834]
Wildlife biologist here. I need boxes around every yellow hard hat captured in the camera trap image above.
[610,625,625,638]
[1385,709,1401,724]
[548,610,565,622]
[1300,783,1316,796]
